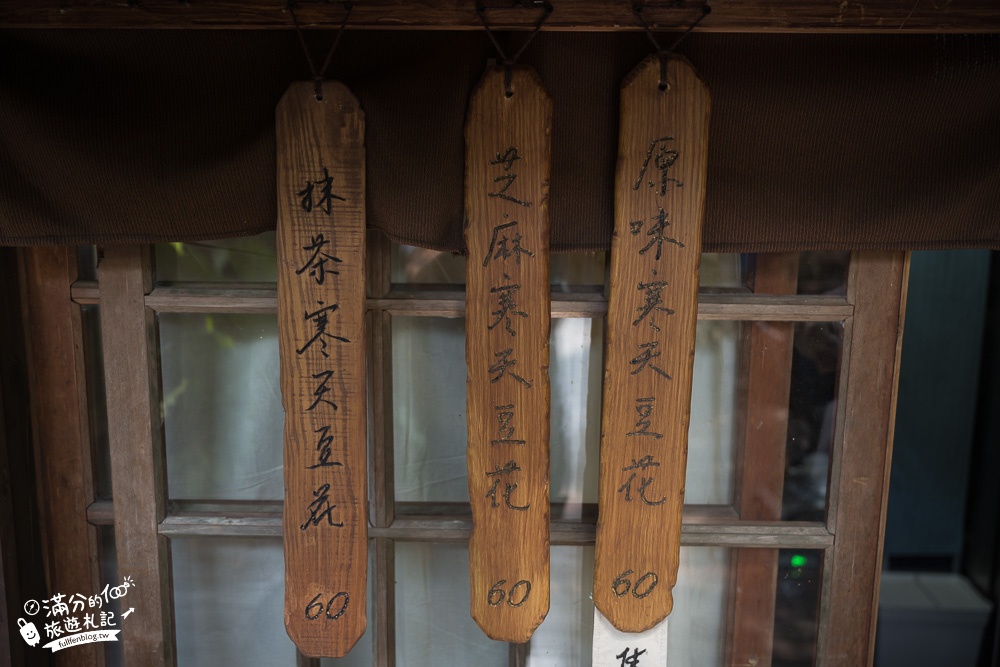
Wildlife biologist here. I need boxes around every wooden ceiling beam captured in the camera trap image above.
[0,0,999,33]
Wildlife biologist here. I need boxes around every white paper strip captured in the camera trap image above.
[593,607,668,666]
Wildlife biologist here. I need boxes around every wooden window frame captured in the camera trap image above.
[18,241,908,667]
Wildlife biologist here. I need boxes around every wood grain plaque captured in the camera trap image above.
[594,55,710,633]
[277,81,367,657]
[464,65,551,643]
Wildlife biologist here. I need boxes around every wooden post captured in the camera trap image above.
[818,251,909,666]
[366,231,397,667]
[98,245,175,666]
[464,65,552,643]
[277,81,368,658]
[594,55,710,633]
[21,246,102,667]
[726,253,800,667]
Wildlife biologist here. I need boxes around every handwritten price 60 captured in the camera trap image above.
[487,579,532,608]
[612,570,659,599]
[304,592,349,621]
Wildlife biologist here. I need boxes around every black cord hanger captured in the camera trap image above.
[633,2,711,91]
[476,1,554,97]
[288,0,353,101]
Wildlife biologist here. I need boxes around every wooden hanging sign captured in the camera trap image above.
[277,81,367,657]
[594,55,710,633]
[464,65,552,644]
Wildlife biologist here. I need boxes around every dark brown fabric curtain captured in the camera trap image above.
[1,30,998,252]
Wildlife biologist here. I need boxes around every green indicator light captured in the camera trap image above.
[790,554,807,568]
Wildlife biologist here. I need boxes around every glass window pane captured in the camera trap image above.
[551,252,605,289]
[172,537,294,666]
[159,313,284,500]
[508,546,730,667]
[668,547,732,665]
[395,542,507,667]
[526,547,819,666]
[686,320,740,506]
[783,321,843,521]
[528,546,595,665]
[701,253,744,289]
[550,318,603,511]
[77,245,98,282]
[393,318,739,507]
[391,316,608,506]
[154,232,278,284]
[171,538,373,667]
[392,316,467,503]
[773,548,823,666]
[391,245,465,284]
[81,305,112,500]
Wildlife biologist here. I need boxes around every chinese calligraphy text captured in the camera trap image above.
[594,54,710,633]
[463,65,552,643]
[277,81,368,657]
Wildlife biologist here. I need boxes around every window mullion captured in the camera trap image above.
[817,251,909,666]
[367,232,396,667]
[508,639,530,666]
[295,651,320,666]
[97,245,175,666]
[725,253,800,666]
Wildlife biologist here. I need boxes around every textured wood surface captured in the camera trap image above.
[98,246,175,666]
[0,246,41,667]
[85,498,832,547]
[820,251,909,666]
[464,66,551,644]
[21,247,101,667]
[1,0,998,33]
[71,281,855,321]
[594,55,710,633]
[277,81,367,658]
[726,253,800,667]
[366,233,397,667]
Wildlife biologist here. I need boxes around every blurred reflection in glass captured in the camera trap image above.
[159,313,284,500]
[395,543,508,667]
[154,232,277,283]
[172,537,373,666]
[784,322,844,520]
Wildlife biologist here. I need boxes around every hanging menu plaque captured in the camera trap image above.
[277,81,367,657]
[594,55,710,633]
[464,65,552,643]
